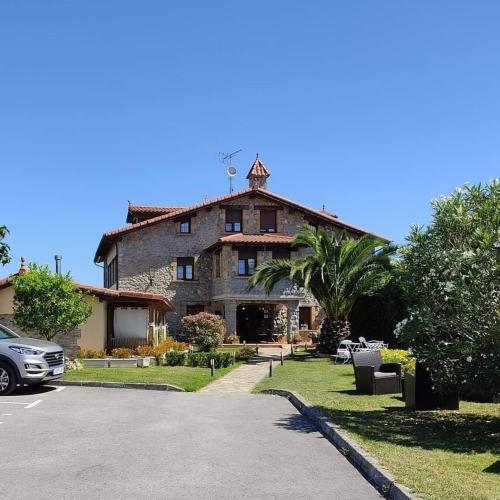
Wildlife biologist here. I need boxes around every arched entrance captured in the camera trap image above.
[236,304,274,343]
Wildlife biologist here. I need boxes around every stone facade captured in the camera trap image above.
[99,177,360,341]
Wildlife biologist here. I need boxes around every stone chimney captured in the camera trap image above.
[18,257,28,275]
[246,154,270,189]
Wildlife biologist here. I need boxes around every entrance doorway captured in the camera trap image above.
[236,304,274,343]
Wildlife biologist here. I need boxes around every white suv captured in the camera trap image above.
[0,323,65,395]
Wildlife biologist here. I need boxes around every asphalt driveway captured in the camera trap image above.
[0,386,380,499]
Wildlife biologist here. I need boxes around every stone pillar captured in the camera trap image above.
[224,301,237,339]
[286,300,300,343]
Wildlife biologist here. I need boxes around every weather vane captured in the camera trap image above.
[219,149,242,193]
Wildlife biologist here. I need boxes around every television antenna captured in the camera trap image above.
[219,149,242,193]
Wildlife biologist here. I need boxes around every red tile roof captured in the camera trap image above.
[0,275,14,289]
[246,155,270,179]
[220,233,294,244]
[127,205,186,223]
[0,274,173,310]
[205,233,294,251]
[95,187,389,260]
[129,205,185,213]
[76,283,173,310]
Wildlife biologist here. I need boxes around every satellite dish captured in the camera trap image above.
[227,166,237,177]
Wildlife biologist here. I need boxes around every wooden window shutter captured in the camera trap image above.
[238,247,257,259]
[260,210,277,231]
[226,209,242,223]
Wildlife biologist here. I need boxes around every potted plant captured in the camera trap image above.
[76,349,109,368]
[135,345,155,368]
[109,348,137,367]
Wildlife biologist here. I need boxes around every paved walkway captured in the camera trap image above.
[199,346,290,394]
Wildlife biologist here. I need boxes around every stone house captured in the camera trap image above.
[94,156,384,344]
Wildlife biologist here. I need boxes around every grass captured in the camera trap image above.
[255,355,500,500]
[64,363,241,392]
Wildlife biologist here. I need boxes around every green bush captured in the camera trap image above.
[181,312,225,351]
[186,351,234,368]
[381,348,415,373]
[164,350,187,366]
[236,345,257,361]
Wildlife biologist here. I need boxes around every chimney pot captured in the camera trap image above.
[55,255,62,275]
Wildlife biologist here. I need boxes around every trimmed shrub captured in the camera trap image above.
[211,352,233,368]
[164,350,187,366]
[111,347,133,359]
[186,351,234,368]
[135,345,155,357]
[76,349,106,359]
[186,352,209,367]
[236,345,257,361]
[181,312,225,352]
[381,348,415,373]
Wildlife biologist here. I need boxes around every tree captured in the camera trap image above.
[396,180,500,401]
[13,264,93,341]
[0,225,11,265]
[248,226,396,353]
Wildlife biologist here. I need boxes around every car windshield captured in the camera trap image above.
[0,324,20,339]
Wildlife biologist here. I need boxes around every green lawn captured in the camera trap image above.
[64,363,241,392]
[255,355,500,500]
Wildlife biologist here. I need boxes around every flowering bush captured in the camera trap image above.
[76,349,106,359]
[153,337,188,365]
[135,345,155,357]
[380,348,415,373]
[226,333,240,344]
[181,312,225,351]
[396,181,500,400]
[111,348,133,358]
[65,358,83,371]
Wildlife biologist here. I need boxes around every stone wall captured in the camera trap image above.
[115,192,353,336]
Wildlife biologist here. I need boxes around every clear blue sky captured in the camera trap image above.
[1,1,499,284]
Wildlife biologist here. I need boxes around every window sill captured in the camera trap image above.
[172,279,199,283]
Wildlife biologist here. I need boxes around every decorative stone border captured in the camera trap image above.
[50,380,184,392]
[262,389,414,500]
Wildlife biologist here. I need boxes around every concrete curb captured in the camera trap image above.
[50,380,185,392]
[262,389,414,500]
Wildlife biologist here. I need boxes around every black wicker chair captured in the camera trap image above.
[350,349,401,395]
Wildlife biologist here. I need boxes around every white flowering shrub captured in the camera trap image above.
[396,180,500,401]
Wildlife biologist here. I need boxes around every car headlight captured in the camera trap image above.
[9,346,44,356]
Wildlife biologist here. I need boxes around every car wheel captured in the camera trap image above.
[0,362,17,396]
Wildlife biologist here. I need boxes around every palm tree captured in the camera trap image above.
[248,226,396,353]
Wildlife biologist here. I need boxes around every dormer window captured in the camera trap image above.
[179,218,191,233]
[260,209,277,233]
[225,209,242,232]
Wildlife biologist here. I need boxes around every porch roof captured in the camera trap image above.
[0,272,173,311]
[205,233,294,251]
[76,283,174,311]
